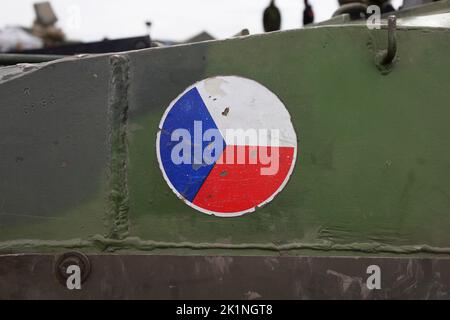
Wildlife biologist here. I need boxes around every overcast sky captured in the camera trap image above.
[1,0,403,42]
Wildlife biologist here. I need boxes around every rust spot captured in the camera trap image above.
[219,170,228,177]
[222,107,230,116]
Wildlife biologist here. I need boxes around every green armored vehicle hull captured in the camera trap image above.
[0,1,449,299]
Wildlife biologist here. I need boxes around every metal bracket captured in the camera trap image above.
[382,15,397,65]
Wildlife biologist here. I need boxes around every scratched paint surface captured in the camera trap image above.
[0,23,450,255]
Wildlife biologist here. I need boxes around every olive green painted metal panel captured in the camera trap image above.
[125,26,450,254]
[0,24,449,255]
[0,57,111,243]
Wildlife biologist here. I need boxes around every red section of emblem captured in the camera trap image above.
[192,145,296,214]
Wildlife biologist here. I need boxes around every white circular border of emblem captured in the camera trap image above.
[156,75,298,217]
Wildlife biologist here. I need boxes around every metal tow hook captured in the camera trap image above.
[382,15,397,65]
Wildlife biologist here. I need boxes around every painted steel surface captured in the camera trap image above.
[1,254,450,299]
[0,20,449,258]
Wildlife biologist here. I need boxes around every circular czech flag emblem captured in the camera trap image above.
[157,76,297,217]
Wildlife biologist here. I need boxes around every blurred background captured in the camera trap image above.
[0,0,418,55]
